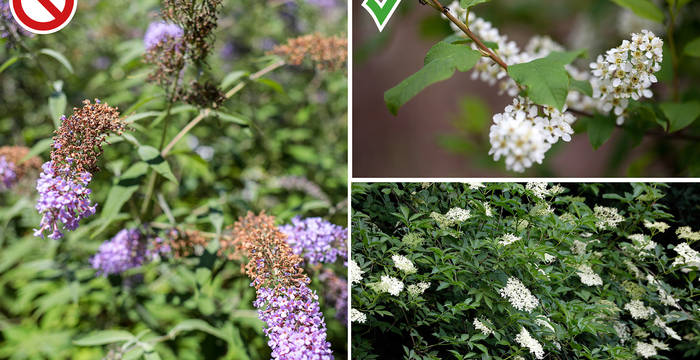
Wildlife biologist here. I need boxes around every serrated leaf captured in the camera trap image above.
[138,145,178,184]
[74,330,135,346]
[385,42,481,115]
[38,48,74,73]
[610,0,664,23]
[508,50,585,110]
[460,0,491,9]
[683,37,700,58]
[660,101,700,133]
[587,114,616,150]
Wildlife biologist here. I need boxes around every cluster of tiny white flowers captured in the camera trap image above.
[374,275,404,296]
[548,184,565,195]
[676,226,700,241]
[535,315,555,332]
[589,30,663,125]
[559,213,577,225]
[647,275,681,309]
[593,205,624,229]
[446,207,471,222]
[481,201,493,217]
[407,282,431,297]
[473,318,493,336]
[650,339,669,351]
[543,253,556,263]
[499,277,539,312]
[488,97,575,172]
[614,321,631,343]
[654,317,682,341]
[392,254,417,274]
[628,233,658,255]
[624,259,644,279]
[515,327,545,359]
[571,239,588,255]
[530,202,554,217]
[671,242,700,273]
[635,341,658,358]
[577,264,603,286]
[624,300,655,319]
[498,233,521,246]
[526,182,550,199]
[349,259,365,285]
[350,308,367,324]
[468,182,485,190]
[644,220,670,233]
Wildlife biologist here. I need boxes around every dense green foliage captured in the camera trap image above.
[351,182,700,359]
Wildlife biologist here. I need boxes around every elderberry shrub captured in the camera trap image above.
[0,0,347,359]
[352,182,700,359]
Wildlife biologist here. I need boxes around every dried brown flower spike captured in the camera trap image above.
[152,228,209,259]
[270,33,348,71]
[51,99,124,174]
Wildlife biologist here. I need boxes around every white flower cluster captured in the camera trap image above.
[644,220,670,233]
[671,242,700,272]
[654,317,681,341]
[488,97,576,172]
[589,30,663,125]
[577,264,603,286]
[498,233,521,246]
[468,182,485,190]
[635,341,658,358]
[593,205,624,229]
[676,226,700,241]
[350,308,367,324]
[571,239,588,255]
[473,318,493,336]
[373,275,404,296]
[446,207,471,222]
[624,259,644,279]
[392,254,417,274]
[534,315,555,332]
[530,202,554,217]
[499,277,539,312]
[481,201,493,217]
[624,300,655,320]
[526,182,550,199]
[614,321,631,343]
[543,253,556,263]
[515,327,545,359]
[628,233,658,255]
[349,259,365,285]
[407,282,431,297]
[647,275,680,309]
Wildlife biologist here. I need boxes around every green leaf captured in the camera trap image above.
[570,79,593,97]
[144,352,162,360]
[660,101,700,133]
[212,110,249,126]
[93,162,149,237]
[0,56,20,74]
[508,50,585,110]
[221,70,247,89]
[385,42,481,115]
[168,319,230,342]
[19,138,53,164]
[587,114,616,150]
[683,37,700,58]
[610,0,664,23]
[74,330,135,346]
[48,91,67,129]
[38,49,74,74]
[123,111,161,124]
[138,146,178,184]
[459,0,491,9]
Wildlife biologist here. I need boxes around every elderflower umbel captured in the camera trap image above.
[571,240,588,255]
[498,233,521,246]
[635,341,658,358]
[446,207,471,222]
[499,277,539,312]
[373,276,404,296]
[526,182,550,199]
[647,275,680,309]
[473,318,493,336]
[614,321,631,343]
[349,259,364,285]
[589,30,663,125]
[625,300,655,320]
[535,315,555,332]
[654,317,682,341]
[481,201,493,217]
[515,328,545,359]
[628,233,658,255]
[577,264,603,286]
[407,282,430,296]
[594,205,624,229]
[350,308,367,324]
[392,254,417,274]
[676,226,700,241]
[543,254,556,263]
[671,243,700,272]
[467,182,485,190]
[402,233,424,247]
[644,220,670,233]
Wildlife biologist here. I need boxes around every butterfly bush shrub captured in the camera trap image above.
[351,182,700,359]
[383,0,700,175]
[0,0,347,358]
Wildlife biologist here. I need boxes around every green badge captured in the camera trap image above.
[361,0,402,32]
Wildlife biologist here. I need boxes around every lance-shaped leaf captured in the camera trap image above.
[508,50,585,110]
[385,42,481,115]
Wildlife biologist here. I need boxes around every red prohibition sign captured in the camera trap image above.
[10,0,77,34]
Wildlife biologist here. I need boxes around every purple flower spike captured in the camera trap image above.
[34,161,96,240]
[0,156,17,189]
[254,284,334,359]
[279,217,347,265]
[143,21,184,50]
[90,229,147,276]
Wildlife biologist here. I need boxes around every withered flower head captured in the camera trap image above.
[162,0,222,64]
[0,146,42,186]
[270,33,348,71]
[51,99,124,174]
[224,212,308,289]
[152,228,209,258]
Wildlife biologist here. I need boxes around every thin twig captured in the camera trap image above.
[161,60,285,157]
